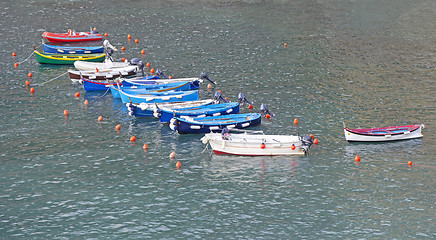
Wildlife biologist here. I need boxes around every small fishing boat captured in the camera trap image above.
[74,59,130,71]
[122,77,201,90]
[122,71,215,90]
[118,89,199,104]
[169,113,262,134]
[109,81,195,98]
[343,123,424,142]
[43,44,104,54]
[68,66,138,82]
[82,78,119,91]
[201,129,314,156]
[127,99,215,118]
[155,102,240,123]
[34,51,106,65]
[42,30,102,43]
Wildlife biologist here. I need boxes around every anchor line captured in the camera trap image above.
[37,71,68,86]
[17,43,43,64]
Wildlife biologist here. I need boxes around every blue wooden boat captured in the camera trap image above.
[169,113,262,134]
[43,44,104,54]
[118,89,199,104]
[122,77,201,90]
[126,99,215,118]
[82,78,119,91]
[155,102,240,123]
[109,81,194,98]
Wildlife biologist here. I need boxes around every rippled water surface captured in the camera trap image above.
[0,0,435,239]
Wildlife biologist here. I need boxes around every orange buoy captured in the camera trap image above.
[75,92,80,98]
[169,76,173,79]
[293,118,299,125]
[141,49,145,54]
[313,138,319,144]
[121,46,125,51]
[98,116,103,122]
[127,34,131,39]
[122,57,126,62]
[104,33,108,37]
[115,124,121,131]
[146,62,150,67]
[169,151,176,158]
[309,134,315,139]
[64,109,69,116]
[260,143,265,149]
[408,161,412,166]
[207,83,212,89]
[248,104,253,109]
[291,144,296,150]
[150,68,155,74]
[176,161,182,168]
[93,27,97,31]
[30,87,35,93]
[135,39,139,43]
[355,154,361,162]
[84,99,89,105]
[284,43,287,48]
[28,72,32,78]
[25,80,30,86]
[14,62,18,67]
[130,136,136,142]
[265,113,271,119]
[143,143,149,150]
[12,52,16,57]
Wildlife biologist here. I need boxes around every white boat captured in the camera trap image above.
[74,59,131,71]
[68,65,138,82]
[343,124,424,142]
[201,129,314,156]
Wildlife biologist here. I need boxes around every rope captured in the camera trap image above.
[37,71,68,86]
[17,43,43,64]
[95,86,111,98]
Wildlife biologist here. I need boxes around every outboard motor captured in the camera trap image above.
[138,61,145,76]
[130,58,140,66]
[260,104,274,117]
[103,39,117,51]
[155,69,168,79]
[214,91,228,103]
[238,93,253,106]
[200,72,216,85]
[301,136,313,146]
[221,127,230,140]
[106,48,114,62]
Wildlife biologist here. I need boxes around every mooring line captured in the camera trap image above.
[37,71,68,86]
[17,43,43,64]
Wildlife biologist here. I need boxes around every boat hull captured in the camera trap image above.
[42,31,103,43]
[34,51,105,65]
[68,67,137,82]
[109,81,194,98]
[119,89,199,104]
[170,113,261,134]
[201,133,310,156]
[43,44,104,54]
[344,124,424,142]
[74,60,130,71]
[157,102,239,123]
[126,100,215,118]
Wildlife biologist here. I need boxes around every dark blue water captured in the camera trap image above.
[1,0,435,239]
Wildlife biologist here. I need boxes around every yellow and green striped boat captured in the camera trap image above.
[34,50,106,65]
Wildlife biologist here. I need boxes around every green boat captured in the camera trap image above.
[34,50,106,65]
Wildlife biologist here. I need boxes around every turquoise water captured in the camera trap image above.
[1,0,435,239]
